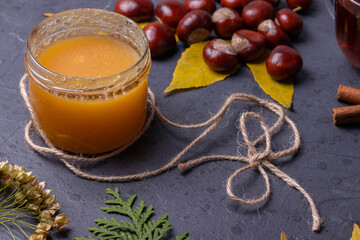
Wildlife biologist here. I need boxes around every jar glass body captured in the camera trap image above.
[25,8,151,154]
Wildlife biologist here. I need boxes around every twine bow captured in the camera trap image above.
[19,73,322,232]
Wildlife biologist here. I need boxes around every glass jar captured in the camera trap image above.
[25,8,151,154]
[335,0,360,68]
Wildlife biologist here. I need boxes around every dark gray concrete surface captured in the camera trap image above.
[0,0,359,239]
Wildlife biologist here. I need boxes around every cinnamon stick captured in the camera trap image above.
[337,84,360,104]
[333,105,360,125]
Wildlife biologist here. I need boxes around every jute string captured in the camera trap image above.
[20,73,322,231]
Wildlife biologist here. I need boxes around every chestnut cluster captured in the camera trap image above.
[114,0,311,81]
[206,0,309,81]
[114,0,217,57]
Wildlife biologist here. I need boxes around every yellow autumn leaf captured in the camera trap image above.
[351,224,360,240]
[42,13,54,17]
[138,21,152,29]
[246,51,294,109]
[164,41,236,93]
[281,231,287,240]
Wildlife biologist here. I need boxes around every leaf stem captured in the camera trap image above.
[12,222,31,238]
[293,6,302,12]
[0,187,18,208]
[0,222,15,240]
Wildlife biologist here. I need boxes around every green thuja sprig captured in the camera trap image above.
[0,161,70,240]
[75,188,191,240]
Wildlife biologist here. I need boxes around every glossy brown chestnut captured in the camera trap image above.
[143,22,177,58]
[184,0,217,14]
[256,0,280,7]
[177,10,213,44]
[231,29,266,61]
[266,45,303,81]
[241,1,275,29]
[220,0,253,13]
[275,8,303,38]
[286,0,312,11]
[258,19,291,48]
[212,7,244,39]
[203,39,238,72]
[114,0,154,22]
[155,0,189,30]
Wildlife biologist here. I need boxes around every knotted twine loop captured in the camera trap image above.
[19,73,322,232]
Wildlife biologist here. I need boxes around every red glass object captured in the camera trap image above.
[335,0,360,68]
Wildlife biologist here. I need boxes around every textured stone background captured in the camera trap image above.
[0,0,359,239]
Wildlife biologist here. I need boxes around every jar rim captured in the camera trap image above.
[340,0,360,7]
[26,8,150,93]
[352,0,360,6]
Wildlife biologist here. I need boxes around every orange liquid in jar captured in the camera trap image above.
[29,35,148,154]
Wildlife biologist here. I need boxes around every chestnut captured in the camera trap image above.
[212,7,244,39]
[286,0,312,11]
[266,45,303,81]
[155,0,189,30]
[275,8,303,38]
[220,0,253,13]
[256,0,280,7]
[231,29,266,61]
[241,1,275,29]
[184,0,217,14]
[177,10,214,44]
[114,0,154,22]
[258,19,291,48]
[203,39,238,72]
[143,22,177,58]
